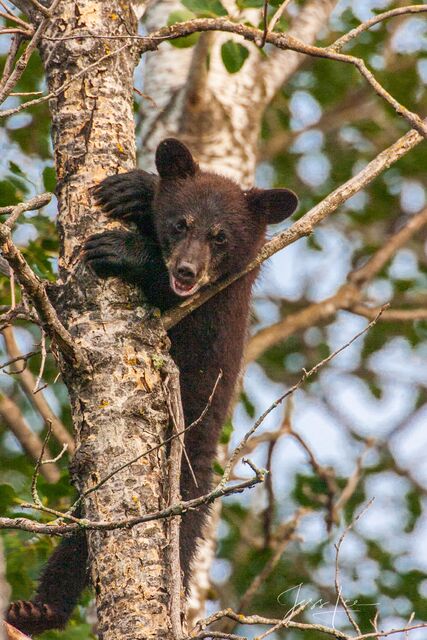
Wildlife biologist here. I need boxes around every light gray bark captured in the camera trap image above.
[38,2,176,638]
[140,0,338,184]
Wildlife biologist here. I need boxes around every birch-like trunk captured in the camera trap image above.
[39,2,176,638]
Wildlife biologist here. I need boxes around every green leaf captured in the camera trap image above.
[219,419,234,444]
[9,161,26,177]
[240,391,255,418]
[237,0,264,7]
[0,180,19,207]
[212,460,224,475]
[167,10,200,48]
[221,40,250,74]
[307,234,322,251]
[0,483,18,512]
[181,0,227,17]
[43,166,56,192]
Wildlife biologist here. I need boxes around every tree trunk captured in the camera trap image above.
[39,2,176,638]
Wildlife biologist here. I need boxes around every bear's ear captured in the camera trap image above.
[245,188,299,224]
[155,138,197,180]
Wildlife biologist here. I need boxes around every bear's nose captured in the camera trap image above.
[176,262,197,283]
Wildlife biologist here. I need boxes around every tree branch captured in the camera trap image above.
[330,4,427,52]
[350,207,427,285]
[0,197,83,364]
[4,9,426,139]
[191,608,427,640]
[245,206,427,362]
[0,393,60,483]
[7,0,50,19]
[0,462,264,535]
[138,17,427,137]
[163,124,425,329]
[0,0,61,105]
[2,326,75,451]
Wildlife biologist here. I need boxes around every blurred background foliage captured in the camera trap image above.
[1,1,427,638]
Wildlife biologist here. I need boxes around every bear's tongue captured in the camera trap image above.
[170,275,199,297]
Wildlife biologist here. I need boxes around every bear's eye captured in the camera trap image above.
[174,219,188,233]
[213,231,227,245]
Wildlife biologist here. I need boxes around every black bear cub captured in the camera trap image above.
[7,139,298,635]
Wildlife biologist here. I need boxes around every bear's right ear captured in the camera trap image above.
[245,187,299,224]
[155,138,197,179]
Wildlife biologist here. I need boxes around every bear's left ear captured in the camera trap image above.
[156,138,198,180]
[245,188,299,224]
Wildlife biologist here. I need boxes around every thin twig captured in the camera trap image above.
[0,42,132,118]
[0,459,265,535]
[0,0,61,105]
[30,420,53,507]
[222,307,387,484]
[191,608,427,640]
[8,0,51,17]
[330,4,427,52]
[334,499,375,635]
[0,8,32,30]
[258,0,269,48]
[32,329,47,393]
[268,0,293,34]
[0,206,82,363]
[0,394,59,483]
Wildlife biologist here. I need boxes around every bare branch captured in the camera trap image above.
[330,4,427,52]
[268,0,292,34]
[0,460,265,535]
[163,124,425,329]
[0,192,51,220]
[2,326,75,452]
[334,500,375,635]
[0,394,59,482]
[353,304,427,322]
[0,42,132,118]
[222,307,386,485]
[191,608,427,640]
[0,33,22,94]
[0,0,62,105]
[0,9,33,30]
[246,205,427,362]
[136,16,427,136]
[0,200,82,363]
[30,420,53,507]
[350,208,427,285]
[7,0,50,18]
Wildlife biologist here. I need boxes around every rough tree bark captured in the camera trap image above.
[38,2,177,638]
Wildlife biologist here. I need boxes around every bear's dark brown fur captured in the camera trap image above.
[6,139,298,635]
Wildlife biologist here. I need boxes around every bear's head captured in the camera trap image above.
[153,138,298,297]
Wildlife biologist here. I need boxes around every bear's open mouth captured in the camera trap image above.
[170,275,200,297]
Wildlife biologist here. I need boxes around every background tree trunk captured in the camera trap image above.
[138,0,339,611]
[38,3,177,638]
